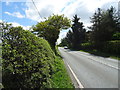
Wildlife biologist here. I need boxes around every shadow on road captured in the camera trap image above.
[82,49,120,59]
[66,48,120,59]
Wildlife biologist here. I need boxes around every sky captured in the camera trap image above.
[0,0,119,44]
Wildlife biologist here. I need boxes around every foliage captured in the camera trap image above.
[51,56,74,88]
[81,7,120,58]
[112,33,120,40]
[103,40,120,55]
[85,31,92,42]
[0,43,2,88]
[71,15,86,49]
[63,15,86,49]
[33,14,71,50]
[66,30,72,48]
[59,37,68,47]
[81,43,94,50]
[89,7,120,48]
[80,49,120,60]
[2,22,56,88]
[81,40,120,56]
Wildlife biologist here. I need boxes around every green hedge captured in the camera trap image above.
[81,41,120,55]
[81,43,94,50]
[112,33,120,40]
[2,26,55,88]
[103,40,120,55]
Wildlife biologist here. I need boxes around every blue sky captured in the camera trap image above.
[1,0,119,43]
[2,2,37,27]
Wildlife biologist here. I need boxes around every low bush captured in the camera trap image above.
[2,26,55,88]
[103,40,120,55]
[112,33,120,40]
[81,43,94,50]
[81,40,120,55]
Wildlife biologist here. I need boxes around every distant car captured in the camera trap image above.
[64,46,68,49]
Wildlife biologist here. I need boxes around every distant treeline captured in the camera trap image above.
[59,7,120,55]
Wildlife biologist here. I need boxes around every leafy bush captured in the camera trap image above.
[103,40,120,55]
[2,26,55,88]
[112,33,120,40]
[81,43,94,50]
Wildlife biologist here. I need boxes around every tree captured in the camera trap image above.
[65,30,74,48]
[2,22,56,88]
[112,33,120,40]
[33,14,71,51]
[59,37,68,47]
[90,7,119,48]
[63,15,86,49]
[67,15,86,49]
[85,31,92,42]
[101,7,119,41]
[89,8,102,44]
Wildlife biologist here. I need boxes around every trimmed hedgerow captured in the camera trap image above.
[81,40,120,55]
[2,26,55,88]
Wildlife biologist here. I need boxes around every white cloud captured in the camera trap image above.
[24,0,118,25]
[0,20,31,30]
[5,2,9,5]
[0,20,2,23]
[4,12,25,18]
[4,12,11,15]
[0,20,30,31]
[8,22,31,30]
[24,0,75,21]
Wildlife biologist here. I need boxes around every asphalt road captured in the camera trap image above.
[58,47,119,88]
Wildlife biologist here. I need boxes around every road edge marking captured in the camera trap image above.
[67,63,84,88]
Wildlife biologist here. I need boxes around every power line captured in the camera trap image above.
[31,0,43,21]
[31,0,46,37]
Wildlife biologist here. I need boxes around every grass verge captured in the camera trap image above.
[51,56,74,88]
[80,49,120,60]
[0,43,3,88]
[50,46,74,88]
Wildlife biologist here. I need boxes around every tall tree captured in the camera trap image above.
[89,8,102,44]
[59,37,68,47]
[90,7,119,48]
[101,7,119,41]
[66,30,74,48]
[71,15,86,49]
[33,14,71,51]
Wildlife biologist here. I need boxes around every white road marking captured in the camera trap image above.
[67,63,84,88]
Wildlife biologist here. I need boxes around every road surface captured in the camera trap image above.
[58,47,119,88]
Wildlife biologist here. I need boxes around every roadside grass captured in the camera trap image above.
[80,49,120,60]
[0,43,3,88]
[51,56,74,88]
[51,46,74,88]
